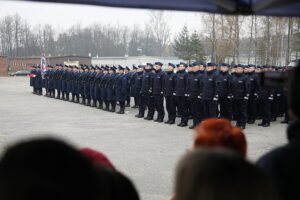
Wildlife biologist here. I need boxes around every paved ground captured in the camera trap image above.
[0,77,288,200]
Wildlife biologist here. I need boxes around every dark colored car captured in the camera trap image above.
[10,70,30,76]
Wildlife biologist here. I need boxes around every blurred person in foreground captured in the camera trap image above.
[257,61,300,200]
[0,138,115,200]
[174,148,276,200]
[80,147,140,200]
[193,118,247,157]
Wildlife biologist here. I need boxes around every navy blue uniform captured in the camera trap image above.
[133,72,143,109]
[34,70,43,95]
[138,70,155,118]
[231,73,250,128]
[29,69,37,93]
[187,71,203,127]
[94,72,104,109]
[216,71,232,120]
[202,70,218,119]
[153,69,166,121]
[247,71,259,123]
[175,69,189,125]
[257,76,272,125]
[164,71,177,123]
[115,73,127,113]
[100,73,109,110]
[107,72,117,111]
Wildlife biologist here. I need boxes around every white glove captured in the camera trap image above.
[184,94,189,97]
[277,94,281,97]
[268,96,273,100]
[173,92,176,96]
[197,96,202,99]
[213,97,218,101]
[227,96,232,99]
[244,96,249,100]
[161,91,163,94]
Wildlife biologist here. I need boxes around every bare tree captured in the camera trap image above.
[148,11,171,56]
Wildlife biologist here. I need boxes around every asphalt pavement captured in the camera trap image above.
[0,77,288,200]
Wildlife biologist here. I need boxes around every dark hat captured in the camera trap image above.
[146,63,153,67]
[31,65,36,68]
[207,62,216,67]
[118,65,124,70]
[48,65,53,68]
[188,64,193,67]
[110,67,116,71]
[64,65,68,68]
[179,62,188,67]
[154,62,163,66]
[80,66,85,70]
[168,63,175,68]
[221,63,229,67]
[176,64,180,68]
[37,66,41,69]
[74,66,79,69]
[138,65,144,69]
[132,65,138,70]
[237,64,244,68]
[125,66,130,71]
[96,66,101,70]
[55,64,59,67]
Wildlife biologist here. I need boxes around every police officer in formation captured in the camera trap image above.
[30,62,289,129]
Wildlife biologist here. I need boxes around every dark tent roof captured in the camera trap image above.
[26,0,300,16]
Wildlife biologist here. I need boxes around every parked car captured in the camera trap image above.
[10,70,30,76]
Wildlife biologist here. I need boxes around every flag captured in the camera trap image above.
[41,55,47,79]
[29,74,36,78]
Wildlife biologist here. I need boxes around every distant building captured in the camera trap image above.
[0,56,8,76]
[92,56,184,69]
[8,56,92,72]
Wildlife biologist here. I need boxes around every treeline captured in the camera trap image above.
[0,12,171,58]
[0,12,300,66]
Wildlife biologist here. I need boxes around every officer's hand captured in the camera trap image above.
[161,91,163,95]
[244,96,249,100]
[197,96,201,99]
[149,89,152,93]
[213,97,218,101]
[277,94,281,97]
[268,96,274,100]
[254,93,258,97]
[227,96,232,99]
[184,94,189,97]
[173,92,176,96]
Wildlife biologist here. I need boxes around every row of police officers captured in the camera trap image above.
[29,62,289,129]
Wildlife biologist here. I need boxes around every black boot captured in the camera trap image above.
[91,99,96,107]
[81,98,86,105]
[86,99,91,106]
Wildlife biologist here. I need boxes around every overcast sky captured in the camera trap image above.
[0,0,204,37]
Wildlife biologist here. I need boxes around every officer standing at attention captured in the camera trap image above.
[153,62,166,123]
[115,66,127,114]
[231,64,250,129]
[130,65,138,108]
[72,66,80,103]
[100,66,110,111]
[94,66,104,109]
[124,66,131,107]
[107,66,118,112]
[89,66,98,107]
[34,65,43,95]
[137,63,155,120]
[29,65,37,94]
[61,65,69,101]
[83,65,91,105]
[164,63,177,124]
[202,62,218,119]
[134,66,145,117]
[176,62,189,127]
[186,62,203,129]
[246,64,259,124]
[77,66,85,104]
[257,66,272,127]
[48,65,55,98]
[216,63,232,120]
[55,64,63,99]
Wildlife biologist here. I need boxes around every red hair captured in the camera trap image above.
[80,148,115,170]
[194,118,247,157]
